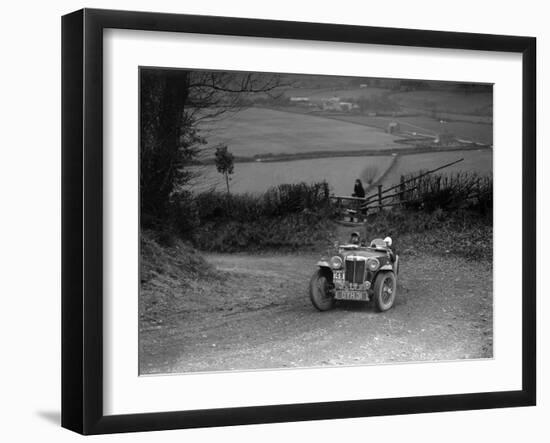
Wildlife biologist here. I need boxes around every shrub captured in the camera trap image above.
[363,209,492,262]
[171,190,200,237]
[168,181,334,251]
[193,181,331,223]
[263,181,331,217]
[396,171,492,215]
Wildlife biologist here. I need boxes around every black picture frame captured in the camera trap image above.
[61,8,536,435]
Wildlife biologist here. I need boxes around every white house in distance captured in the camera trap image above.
[322,96,358,112]
[339,101,358,112]
[289,96,310,103]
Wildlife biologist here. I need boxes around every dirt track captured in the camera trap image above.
[139,251,492,375]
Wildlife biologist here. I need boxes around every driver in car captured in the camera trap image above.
[349,231,361,245]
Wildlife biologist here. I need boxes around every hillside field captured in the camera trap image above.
[275,87,493,144]
[378,149,493,189]
[190,155,394,195]
[284,86,390,101]
[390,90,493,115]
[199,107,401,157]
[323,114,493,145]
[190,148,491,196]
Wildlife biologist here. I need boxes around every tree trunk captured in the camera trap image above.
[140,70,190,221]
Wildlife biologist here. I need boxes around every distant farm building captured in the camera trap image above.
[339,102,358,112]
[322,97,358,112]
[360,84,368,88]
[322,97,341,111]
[289,96,310,103]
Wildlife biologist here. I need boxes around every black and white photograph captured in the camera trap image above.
[139,68,493,375]
[1,0,544,439]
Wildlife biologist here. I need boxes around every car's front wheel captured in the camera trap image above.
[373,271,397,312]
[309,269,334,311]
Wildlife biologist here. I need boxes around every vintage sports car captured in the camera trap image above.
[309,236,399,312]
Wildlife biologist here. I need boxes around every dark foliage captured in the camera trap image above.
[179,181,333,252]
[363,209,492,262]
[193,181,331,223]
[214,145,235,193]
[396,171,492,215]
[140,69,202,223]
[140,68,283,225]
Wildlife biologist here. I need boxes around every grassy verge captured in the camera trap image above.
[140,230,226,327]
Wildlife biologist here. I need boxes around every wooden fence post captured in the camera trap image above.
[378,185,383,212]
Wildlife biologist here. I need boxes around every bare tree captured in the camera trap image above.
[140,68,283,224]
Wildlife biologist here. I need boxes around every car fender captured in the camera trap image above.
[379,255,399,273]
[317,260,332,268]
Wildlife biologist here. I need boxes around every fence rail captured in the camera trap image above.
[330,158,467,222]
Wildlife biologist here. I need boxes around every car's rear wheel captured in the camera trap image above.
[373,271,396,312]
[309,269,334,311]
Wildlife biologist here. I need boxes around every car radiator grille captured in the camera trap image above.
[345,259,365,284]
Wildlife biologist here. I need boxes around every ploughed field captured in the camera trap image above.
[139,245,493,374]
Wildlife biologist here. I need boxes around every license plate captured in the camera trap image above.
[335,290,369,301]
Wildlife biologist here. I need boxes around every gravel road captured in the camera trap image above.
[139,250,492,375]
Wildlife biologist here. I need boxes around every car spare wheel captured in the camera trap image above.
[309,269,334,311]
[373,271,397,312]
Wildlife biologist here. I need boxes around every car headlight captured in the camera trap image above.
[330,256,343,269]
[367,258,380,271]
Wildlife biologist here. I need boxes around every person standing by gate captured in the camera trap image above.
[352,178,365,198]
